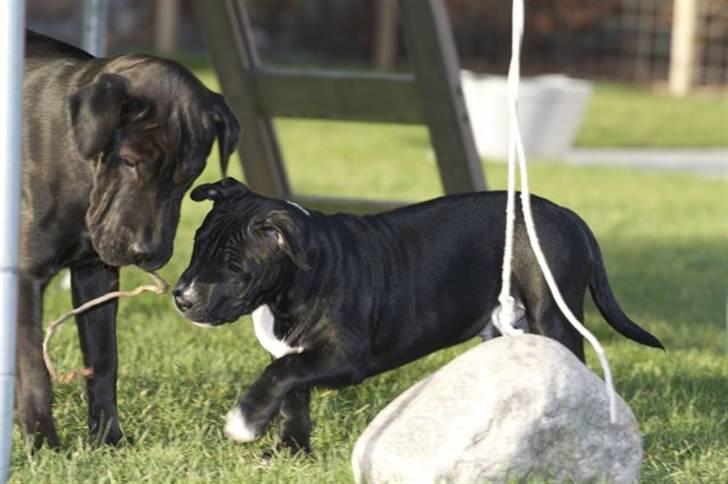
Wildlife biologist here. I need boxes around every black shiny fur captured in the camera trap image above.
[175,178,663,454]
[18,30,239,449]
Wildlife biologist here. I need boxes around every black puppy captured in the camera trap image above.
[19,31,239,448]
[174,178,663,454]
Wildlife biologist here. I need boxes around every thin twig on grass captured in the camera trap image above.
[42,271,169,384]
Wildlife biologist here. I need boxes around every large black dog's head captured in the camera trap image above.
[70,55,239,270]
[173,178,311,325]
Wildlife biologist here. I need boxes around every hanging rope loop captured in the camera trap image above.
[495,0,618,423]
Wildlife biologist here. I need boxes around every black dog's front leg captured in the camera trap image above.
[71,263,123,446]
[15,274,60,449]
[224,350,362,445]
[277,388,312,454]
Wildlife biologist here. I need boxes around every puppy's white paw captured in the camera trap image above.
[224,406,258,443]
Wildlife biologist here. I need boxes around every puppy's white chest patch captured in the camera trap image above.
[251,305,304,358]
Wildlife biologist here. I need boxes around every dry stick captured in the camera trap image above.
[42,271,169,384]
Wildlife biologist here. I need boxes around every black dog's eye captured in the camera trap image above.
[120,99,145,120]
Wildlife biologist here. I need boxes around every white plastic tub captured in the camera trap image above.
[461,72,593,159]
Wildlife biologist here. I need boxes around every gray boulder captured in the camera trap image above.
[352,335,642,483]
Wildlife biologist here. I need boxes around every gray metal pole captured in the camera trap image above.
[0,1,26,482]
[82,0,108,57]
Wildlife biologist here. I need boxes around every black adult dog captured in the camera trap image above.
[173,178,663,454]
[18,31,239,449]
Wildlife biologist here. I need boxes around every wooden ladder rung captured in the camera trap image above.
[257,68,423,124]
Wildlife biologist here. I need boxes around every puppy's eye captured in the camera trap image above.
[120,157,136,168]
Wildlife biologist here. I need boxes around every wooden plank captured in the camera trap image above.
[399,0,486,193]
[193,0,290,198]
[256,68,423,124]
[292,194,403,215]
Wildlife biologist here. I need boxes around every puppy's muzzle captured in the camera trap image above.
[173,283,196,312]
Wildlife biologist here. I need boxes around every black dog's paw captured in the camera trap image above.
[89,414,125,447]
[28,420,61,452]
[18,409,61,451]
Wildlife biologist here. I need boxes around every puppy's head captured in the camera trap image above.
[173,178,310,326]
[69,56,240,270]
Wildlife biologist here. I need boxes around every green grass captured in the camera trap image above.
[575,82,727,147]
[8,67,727,483]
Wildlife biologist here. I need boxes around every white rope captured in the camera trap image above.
[494,0,618,423]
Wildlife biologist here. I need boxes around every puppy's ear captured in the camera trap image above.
[248,210,310,271]
[69,73,151,159]
[190,177,249,202]
[210,93,240,176]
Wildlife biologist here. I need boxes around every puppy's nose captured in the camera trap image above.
[173,285,194,312]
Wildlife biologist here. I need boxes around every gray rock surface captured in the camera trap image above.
[352,335,642,483]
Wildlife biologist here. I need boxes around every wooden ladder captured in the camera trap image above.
[195,0,485,212]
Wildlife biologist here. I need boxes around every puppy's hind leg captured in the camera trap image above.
[530,291,586,363]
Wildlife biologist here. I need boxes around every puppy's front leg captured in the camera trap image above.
[224,350,362,444]
[277,388,312,454]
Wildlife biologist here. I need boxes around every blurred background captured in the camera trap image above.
[26,0,727,90]
[25,0,727,177]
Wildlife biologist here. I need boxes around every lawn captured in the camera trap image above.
[8,67,727,483]
[575,82,726,148]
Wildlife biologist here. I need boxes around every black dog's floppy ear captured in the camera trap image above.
[69,74,128,159]
[210,93,240,176]
[249,210,310,271]
[69,73,151,159]
[190,177,249,202]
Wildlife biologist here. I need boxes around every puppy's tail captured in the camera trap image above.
[577,215,665,350]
